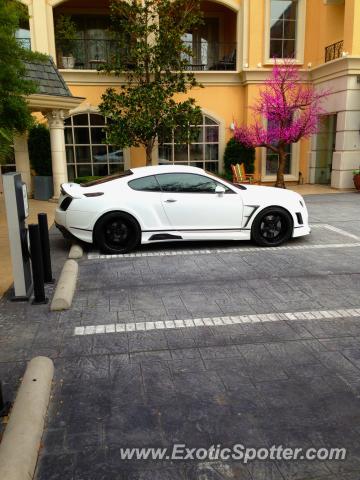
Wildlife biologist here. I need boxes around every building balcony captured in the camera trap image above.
[325,40,343,63]
[182,41,236,71]
[56,38,237,72]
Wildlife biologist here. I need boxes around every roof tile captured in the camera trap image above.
[24,57,73,98]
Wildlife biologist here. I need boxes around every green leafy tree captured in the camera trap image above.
[223,138,255,179]
[55,15,77,57]
[0,0,46,162]
[100,0,204,165]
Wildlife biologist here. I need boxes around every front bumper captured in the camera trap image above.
[293,224,311,238]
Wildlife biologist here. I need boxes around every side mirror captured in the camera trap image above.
[215,185,226,194]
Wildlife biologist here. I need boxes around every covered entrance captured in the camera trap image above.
[310,114,337,185]
[0,59,84,199]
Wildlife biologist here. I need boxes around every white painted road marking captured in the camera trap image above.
[87,224,360,260]
[88,242,360,260]
[74,307,360,336]
[312,223,360,241]
[88,223,360,260]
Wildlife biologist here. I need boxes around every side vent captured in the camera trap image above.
[296,212,303,225]
[149,233,182,241]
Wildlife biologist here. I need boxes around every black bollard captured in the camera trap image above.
[38,213,54,283]
[29,223,48,305]
[0,381,11,417]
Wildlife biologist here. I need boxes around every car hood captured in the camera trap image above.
[240,184,303,203]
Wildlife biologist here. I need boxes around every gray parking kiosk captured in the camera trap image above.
[3,173,33,300]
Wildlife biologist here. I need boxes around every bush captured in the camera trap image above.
[73,176,102,184]
[28,123,52,176]
[223,138,255,178]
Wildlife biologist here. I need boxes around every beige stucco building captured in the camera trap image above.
[2,0,360,197]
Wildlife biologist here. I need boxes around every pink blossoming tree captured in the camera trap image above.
[234,60,329,188]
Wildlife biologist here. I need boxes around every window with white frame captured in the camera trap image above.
[266,144,292,175]
[269,0,297,59]
[158,114,220,173]
[64,113,124,180]
[263,118,297,178]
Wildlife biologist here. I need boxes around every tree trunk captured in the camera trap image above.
[275,145,287,189]
[145,141,153,166]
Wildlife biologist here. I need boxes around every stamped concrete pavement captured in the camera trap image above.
[1,193,360,480]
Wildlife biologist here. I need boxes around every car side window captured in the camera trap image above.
[155,173,230,193]
[128,175,161,192]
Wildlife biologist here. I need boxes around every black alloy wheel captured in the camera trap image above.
[94,212,140,254]
[251,207,293,247]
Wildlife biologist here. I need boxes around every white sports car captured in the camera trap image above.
[55,165,310,253]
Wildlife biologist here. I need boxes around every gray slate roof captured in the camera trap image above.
[24,57,73,97]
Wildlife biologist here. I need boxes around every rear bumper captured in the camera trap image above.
[55,222,78,241]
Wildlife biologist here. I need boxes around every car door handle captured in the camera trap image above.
[164,199,177,203]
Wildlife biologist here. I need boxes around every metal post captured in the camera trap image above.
[38,213,54,283]
[0,381,11,417]
[28,224,48,305]
[0,381,4,411]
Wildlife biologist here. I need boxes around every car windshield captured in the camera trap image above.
[205,171,247,191]
[80,170,133,187]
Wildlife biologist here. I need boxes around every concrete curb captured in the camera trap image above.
[0,357,54,480]
[68,244,83,259]
[50,259,78,311]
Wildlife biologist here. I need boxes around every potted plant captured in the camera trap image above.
[55,15,77,69]
[353,168,360,191]
[28,124,53,200]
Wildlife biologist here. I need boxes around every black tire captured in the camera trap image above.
[94,212,141,254]
[251,206,293,247]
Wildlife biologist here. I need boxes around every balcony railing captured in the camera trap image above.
[182,41,236,71]
[56,38,237,71]
[325,40,343,63]
[56,39,116,70]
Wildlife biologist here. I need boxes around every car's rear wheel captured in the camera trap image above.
[94,212,140,254]
[251,207,293,247]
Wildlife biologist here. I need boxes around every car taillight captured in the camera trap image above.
[84,192,104,197]
[60,197,72,211]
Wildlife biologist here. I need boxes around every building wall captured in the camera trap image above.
[21,0,360,187]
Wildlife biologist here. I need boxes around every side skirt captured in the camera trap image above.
[142,229,251,244]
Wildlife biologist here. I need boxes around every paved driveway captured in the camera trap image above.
[1,193,360,480]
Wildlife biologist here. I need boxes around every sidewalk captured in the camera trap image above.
[0,196,56,297]
[287,184,355,195]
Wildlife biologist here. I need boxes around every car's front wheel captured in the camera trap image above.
[94,212,140,254]
[251,207,293,247]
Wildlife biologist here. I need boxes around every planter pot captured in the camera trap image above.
[61,56,75,69]
[354,174,360,191]
[34,176,53,201]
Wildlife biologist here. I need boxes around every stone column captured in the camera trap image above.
[46,109,68,199]
[14,134,32,196]
[332,107,360,188]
